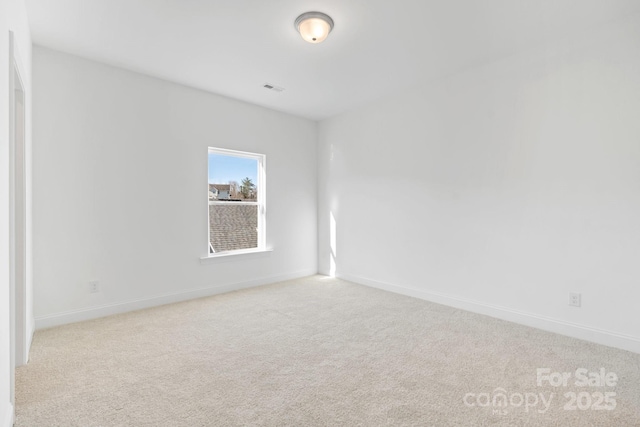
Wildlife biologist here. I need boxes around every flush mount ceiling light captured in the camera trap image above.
[294,11,334,44]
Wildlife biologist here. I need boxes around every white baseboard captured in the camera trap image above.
[339,273,640,354]
[3,403,14,427]
[35,269,317,330]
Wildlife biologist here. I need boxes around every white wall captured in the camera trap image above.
[1,0,32,424]
[33,47,317,327]
[0,7,11,424]
[318,15,640,353]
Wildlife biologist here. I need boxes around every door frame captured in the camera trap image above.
[8,30,28,408]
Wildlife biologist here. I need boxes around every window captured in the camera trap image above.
[208,147,265,255]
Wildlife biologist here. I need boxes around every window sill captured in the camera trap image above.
[200,248,273,264]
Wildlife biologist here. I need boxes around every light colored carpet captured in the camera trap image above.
[16,275,640,426]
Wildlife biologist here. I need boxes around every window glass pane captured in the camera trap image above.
[209,204,257,252]
[208,153,258,201]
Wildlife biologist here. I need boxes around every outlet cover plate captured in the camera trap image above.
[569,292,581,307]
[89,281,100,293]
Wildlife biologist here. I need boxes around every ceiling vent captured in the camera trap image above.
[263,83,285,93]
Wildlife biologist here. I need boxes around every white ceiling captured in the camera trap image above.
[25,0,640,120]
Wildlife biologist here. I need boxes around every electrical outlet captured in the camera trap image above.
[569,292,581,307]
[89,280,100,293]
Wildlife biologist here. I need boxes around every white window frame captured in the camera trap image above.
[207,147,266,256]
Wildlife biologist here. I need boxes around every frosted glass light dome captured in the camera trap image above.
[295,12,334,44]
